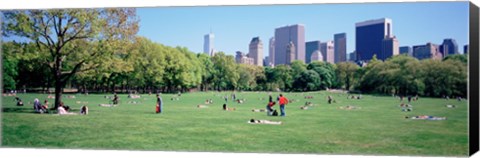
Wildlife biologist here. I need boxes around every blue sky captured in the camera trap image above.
[137,1,469,57]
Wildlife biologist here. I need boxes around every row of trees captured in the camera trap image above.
[1,9,468,108]
[3,37,468,97]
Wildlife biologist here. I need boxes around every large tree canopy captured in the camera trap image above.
[3,9,139,108]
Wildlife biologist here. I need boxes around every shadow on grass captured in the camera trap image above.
[2,107,35,113]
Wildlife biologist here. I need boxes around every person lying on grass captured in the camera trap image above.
[57,102,77,115]
[98,103,116,107]
[222,104,236,111]
[338,105,360,110]
[405,115,446,120]
[300,106,310,110]
[248,119,282,125]
[197,104,208,108]
[446,104,456,108]
[252,109,266,112]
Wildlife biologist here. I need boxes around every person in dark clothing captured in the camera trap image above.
[112,94,119,105]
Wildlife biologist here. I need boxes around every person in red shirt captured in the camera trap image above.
[278,94,288,116]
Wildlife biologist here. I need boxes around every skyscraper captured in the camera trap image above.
[439,38,459,57]
[274,24,305,65]
[413,43,443,60]
[464,44,469,54]
[269,37,275,65]
[249,37,263,66]
[286,42,296,65]
[349,51,357,61]
[204,33,215,56]
[399,46,412,56]
[355,18,393,61]
[334,33,347,63]
[320,41,335,64]
[381,36,399,59]
[305,41,321,64]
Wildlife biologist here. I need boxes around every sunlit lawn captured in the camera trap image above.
[1,91,468,156]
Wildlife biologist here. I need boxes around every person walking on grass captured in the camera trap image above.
[278,94,289,117]
[156,94,163,114]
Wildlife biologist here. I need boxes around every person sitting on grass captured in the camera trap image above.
[197,104,208,108]
[248,119,282,125]
[15,97,24,106]
[57,102,76,115]
[222,104,236,111]
[112,94,119,105]
[80,105,88,115]
[405,115,446,120]
[266,101,276,115]
[33,98,48,113]
[205,99,213,104]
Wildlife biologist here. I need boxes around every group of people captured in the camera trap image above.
[265,94,288,117]
[22,97,88,115]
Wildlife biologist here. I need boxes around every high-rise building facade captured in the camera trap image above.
[399,46,412,56]
[274,24,305,65]
[381,36,399,59]
[310,50,323,62]
[305,41,321,64]
[355,18,393,61]
[269,37,275,65]
[204,33,215,56]
[464,44,469,54]
[334,33,347,63]
[249,37,263,66]
[286,42,296,65]
[413,43,443,60]
[320,41,335,64]
[439,38,459,57]
[349,51,357,61]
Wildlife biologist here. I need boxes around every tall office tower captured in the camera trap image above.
[399,46,412,56]
[249,37,263,66]
[286,42,296,65]
[349,51,357,61]
[355,18,393,61]
[274,24,305,65]
[310,50,323,62]
[412,43,443,60]
[464,44,469,54]
[320,41,335,64]
[305,41,321,64]
[381,36,399,59]
[439,38,459,57]
[204,33,215,56]
[334,33,347,63]
[269,37,275,65]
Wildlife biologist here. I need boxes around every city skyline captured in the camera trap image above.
[137,2,468,57]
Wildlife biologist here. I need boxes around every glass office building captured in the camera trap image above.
[355,18,392,61]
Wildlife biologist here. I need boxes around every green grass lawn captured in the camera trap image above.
[1,91,468,156]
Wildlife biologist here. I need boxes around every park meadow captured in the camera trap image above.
[2,91,468,156]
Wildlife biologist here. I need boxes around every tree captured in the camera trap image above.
[307,61,336,90]
[211,52,239,90]
[335,62,359,91]
[1,42,19,91]
[293,69,321,91]
[3,9,139,108]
